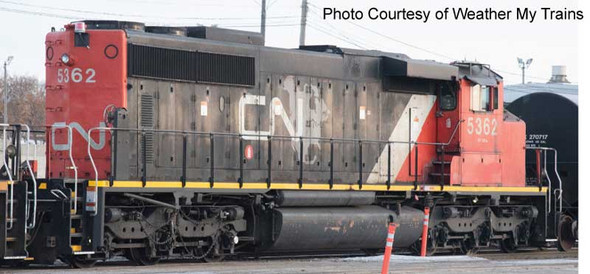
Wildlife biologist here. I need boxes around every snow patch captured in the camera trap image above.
[339,254,487,263]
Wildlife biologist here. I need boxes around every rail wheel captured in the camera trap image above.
[201,237,225,262]
[192,235,225,263]
[557,215,576,252]
[410,236,438,256]
[66,256,98,269]
[499,238,518,253]
[125,247,161,266]
[459,240,479,255]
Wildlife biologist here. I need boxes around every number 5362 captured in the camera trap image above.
[57,68,96,83]
[466,117,497,136]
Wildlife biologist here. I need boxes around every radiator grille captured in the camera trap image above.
[140,94,154,164]
[128,44,255,86]
[197,52,255,86]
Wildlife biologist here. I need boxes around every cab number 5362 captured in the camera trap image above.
[466,117,497,136]
[57,68,96,83]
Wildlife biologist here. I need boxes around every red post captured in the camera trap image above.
[381,223,398,274]
[420,207,430,257]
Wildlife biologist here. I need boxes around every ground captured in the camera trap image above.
[5,249,578,274]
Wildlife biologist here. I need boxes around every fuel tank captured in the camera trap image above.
[268,205,422,251]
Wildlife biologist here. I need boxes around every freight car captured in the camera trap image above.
[505,88,578,251]
[0,20,561,267]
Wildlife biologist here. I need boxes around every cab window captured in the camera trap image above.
[471,85,497,111]
[439,83,457,111]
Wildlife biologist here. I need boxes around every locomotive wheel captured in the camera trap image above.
[193,237,225,263]
[410,237,438,256]
[194,246,225,263]
[67,256,98,269]
[459,240,479,255]
[557,215,576,252]
[125,247,161,266]
[499,239,518,253]
[203,251,225,263]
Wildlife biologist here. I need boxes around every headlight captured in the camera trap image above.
[61,53,70,64]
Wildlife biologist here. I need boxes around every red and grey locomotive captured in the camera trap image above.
[0,20,563,267]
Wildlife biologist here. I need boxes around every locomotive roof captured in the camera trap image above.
[80,20,509,84]
[125,28,459,82]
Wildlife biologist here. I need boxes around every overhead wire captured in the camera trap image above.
[0,0,563,82]
[307,24,367,49]
[0,0,298,21]
[306,8,379,50]
[306,2,551,82]
[0,4,300,28]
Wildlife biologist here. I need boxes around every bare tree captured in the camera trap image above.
[0,75,46,138]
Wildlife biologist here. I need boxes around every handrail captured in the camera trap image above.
[87,127,103,217]
[86,120,464,197]
[525,146,562,213]
[86,120,463,147]
[415,119,463,146]
[0,124,15,230]
[51,124,78,214]
[21,124,38,229]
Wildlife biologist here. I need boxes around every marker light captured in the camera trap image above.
[61,53,70,64]
[74,22,86,33]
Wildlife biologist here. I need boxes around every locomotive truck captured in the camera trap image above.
[0,20,566,267]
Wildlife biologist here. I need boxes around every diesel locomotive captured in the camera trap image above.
[0,20,568,267]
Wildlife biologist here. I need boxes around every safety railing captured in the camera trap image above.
[86,121,463,210]
[0,124,42,229]
[49,124,79,214]
[1,124,15,230]
[526,146,563,214]
[21,125,38,229]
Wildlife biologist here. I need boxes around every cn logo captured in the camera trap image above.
[244,145,254,160]
[51,122,106,151]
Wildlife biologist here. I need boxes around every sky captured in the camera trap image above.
[0,0,581,85]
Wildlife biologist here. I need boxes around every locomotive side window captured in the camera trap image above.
[492,87,499,110]
[439,83,457,111]
[470,85,493,112]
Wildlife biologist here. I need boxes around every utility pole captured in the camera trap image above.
[260,0,266,45]
[299,0,308,46]
[517,57,533,84]
[3,56,13,124]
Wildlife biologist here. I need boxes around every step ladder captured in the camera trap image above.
[65,179,87,255]
[429,145,460,186]
[1,181,28,261]
[1,124,30,262]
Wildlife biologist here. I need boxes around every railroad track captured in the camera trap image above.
[474,247,578,260]
[4,246,577,271]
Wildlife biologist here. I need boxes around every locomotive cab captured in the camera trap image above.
[434,62,526,187]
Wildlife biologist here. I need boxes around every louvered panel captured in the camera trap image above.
[128,44,196,82]
[197,52,255,86]
[140,94,155,164]
[127,44,255,86]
